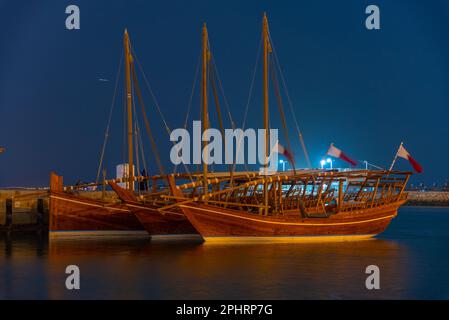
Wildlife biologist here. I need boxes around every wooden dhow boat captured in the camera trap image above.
[161,14,412,243]
[49,23,247,240]
[102,22,255,239]
[167,170,410,242]
[49,172,145,239]
[108,181,198,238]
[49,29,199,239]
[50,15,413,242]
[49,172,198,239]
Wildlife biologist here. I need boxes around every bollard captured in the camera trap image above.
[5,198,13,227]
[37,198,44,225]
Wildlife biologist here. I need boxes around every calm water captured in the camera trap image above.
[1,207,448,299]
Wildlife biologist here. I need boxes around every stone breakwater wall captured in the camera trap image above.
[406,191,449,207]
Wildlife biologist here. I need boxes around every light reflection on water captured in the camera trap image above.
[1,207,448,299]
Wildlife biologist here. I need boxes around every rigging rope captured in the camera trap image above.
[96,50,124,184]
[131,46,171,137]
[133,92,150,192]
[138,128,149,180]
[131,80,143,194]
[230,37,262,181]
[131,62,165,176]
[209,60,236,180]
[131,45,194,181]
[208,47,236,129]
[134,121,141,193]
[174,54,200,175]
[268,32,312,168]
[269,57,296,174]
[122,82,127,168]
[209,66,224,144]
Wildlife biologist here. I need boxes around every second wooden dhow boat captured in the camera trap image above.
[167,170,410,242]
[49,29,198,239]
[108,181,198,238]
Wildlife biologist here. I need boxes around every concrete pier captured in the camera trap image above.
[0,189,49,233]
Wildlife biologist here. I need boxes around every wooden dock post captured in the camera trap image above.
[5,198,13,227]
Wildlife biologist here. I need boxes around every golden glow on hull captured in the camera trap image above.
[203,234,376,244]
[181,205,397,227]
[150,234,203,241]
[49,230,150,240]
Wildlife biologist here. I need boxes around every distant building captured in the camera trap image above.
[444,181,449,191]
[407,181,449,192]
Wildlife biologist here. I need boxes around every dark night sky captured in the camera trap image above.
[0,0,448,187]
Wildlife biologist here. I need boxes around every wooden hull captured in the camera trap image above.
[176,201,405,242]
[107,181,198,237]
[49,191,146,239]
[126,202,199,236]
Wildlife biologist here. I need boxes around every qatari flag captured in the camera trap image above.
[326,144,358,167]
[396,144,423,173]
[272,141,294,164]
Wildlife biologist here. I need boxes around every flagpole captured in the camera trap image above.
[389,141,403,171]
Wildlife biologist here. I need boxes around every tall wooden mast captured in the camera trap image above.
[124,29,134,191]
[262,13,270,214]
[202,23,209,196]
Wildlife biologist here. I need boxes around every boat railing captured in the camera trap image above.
[188,170,412,215]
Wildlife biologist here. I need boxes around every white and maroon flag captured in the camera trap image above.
[396,144,423,173]
[326,143,357,167]
[272,141,294,164]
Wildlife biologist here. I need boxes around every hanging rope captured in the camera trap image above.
[230,37,262,182]
[131,46,171,138]
[137,126,149,183]
[131,63,165,176]
[174,54,200,175]
[133,94,150,192]
[132,80,148,181]
[130,80,142,195]
[131,45,194,181]
[134,122,141,192]
[209,47,236,129]
[122,83,127,168]
[268,32,312,168]
[209,61,236,179]
[209,65,225,146]
[269,57,296,174]
[96,50,124,184]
